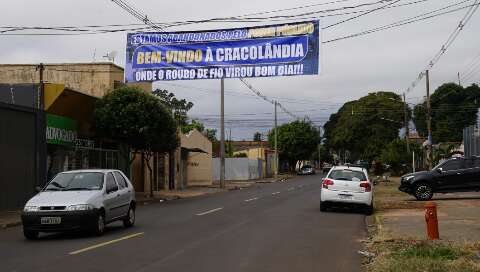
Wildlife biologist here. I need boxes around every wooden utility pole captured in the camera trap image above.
[426,70,433,170]
[220,78,225,188]
[403,92,410,153]
[37,63,45,109]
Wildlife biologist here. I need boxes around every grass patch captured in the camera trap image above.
[373,177,424,211]
[366,223,480,272]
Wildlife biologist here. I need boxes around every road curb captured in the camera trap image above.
[1,221,22,229]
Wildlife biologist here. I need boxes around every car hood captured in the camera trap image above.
[402,171,430,179]
[26,190,101,207]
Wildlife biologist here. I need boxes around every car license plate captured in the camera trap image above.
[41,217,61,225]
[338,194,353,200]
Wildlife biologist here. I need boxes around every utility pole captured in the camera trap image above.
[426,70,433,170]
[37,63,45,109]
[220,78,225,188]
[274,100,278,179]
[403,92,410,153]
[457,72,462,86]
[318,126,322,169]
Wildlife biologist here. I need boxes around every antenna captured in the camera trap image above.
[103,51,118,63]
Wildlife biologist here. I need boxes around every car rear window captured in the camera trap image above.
[328,169,366,181]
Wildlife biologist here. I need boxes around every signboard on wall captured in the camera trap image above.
[125,21,320,82]
[46,114,77,145]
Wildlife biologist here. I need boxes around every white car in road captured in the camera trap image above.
[320,166,373,215]
[22,169,136,239]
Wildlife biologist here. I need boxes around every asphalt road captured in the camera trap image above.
[0,174,367,272]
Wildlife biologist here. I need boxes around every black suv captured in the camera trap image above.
[399,157,480,200]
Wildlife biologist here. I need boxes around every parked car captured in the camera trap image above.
[320,166,373,215]
[322,163,333,174]
[22,169,136,239]
[298,165,315,175]
[399,156,480,201]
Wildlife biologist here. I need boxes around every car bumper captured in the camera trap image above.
[21,210,99,232]
[398,184,412,194]
[321,189,372,206]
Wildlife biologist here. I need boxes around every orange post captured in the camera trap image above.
[424,201,439,240]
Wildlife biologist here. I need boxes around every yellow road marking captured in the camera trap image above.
[69,232,144,255]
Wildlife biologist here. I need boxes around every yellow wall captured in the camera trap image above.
[181,129,213,186]
[234,147,266,160]
[0,63,125,97]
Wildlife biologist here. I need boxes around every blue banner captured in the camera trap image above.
[125,21,320,82]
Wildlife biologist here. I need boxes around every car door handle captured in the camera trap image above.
[457,172,461,175]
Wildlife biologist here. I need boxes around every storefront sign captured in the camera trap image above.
[125,21,320,82]
[46,114,77,145]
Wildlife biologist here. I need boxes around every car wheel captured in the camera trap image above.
[320,201,328,212]
[364,204,374,215]
[414,183,433,201]
[93,212,106,236]
[23,229,39,240]
[123,206,135,228]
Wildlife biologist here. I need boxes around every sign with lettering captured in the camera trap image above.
[46,114,77,145]
[125,21,320,82]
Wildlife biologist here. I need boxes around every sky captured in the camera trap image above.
[1,0,480,140]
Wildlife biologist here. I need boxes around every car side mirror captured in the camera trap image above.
[436,168,443,173]
[35,186,42,192]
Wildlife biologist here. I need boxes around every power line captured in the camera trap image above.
[404,0,480,94]
[238,78,300,120]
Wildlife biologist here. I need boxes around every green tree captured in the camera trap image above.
[253,132,263,141]
[413,83,480,143]
[182,119,205,134]
[94,87,179,192]
[380,139,421,175]
[268,120,320,171]
[323,92,407,162]
[152,89,193,127]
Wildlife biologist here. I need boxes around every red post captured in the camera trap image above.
[424,201,439,240]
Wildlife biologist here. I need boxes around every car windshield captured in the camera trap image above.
[328,169,366,181]
[44,172,104,191]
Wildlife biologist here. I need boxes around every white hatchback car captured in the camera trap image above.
[320,166,373,215]
[22,169,136,239]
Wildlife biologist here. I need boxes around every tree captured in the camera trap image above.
[268,120,320,171]
[152,89,193,127]
[380,139,421,175]
[413,83,480,143]
[323,92,406,163]
[182,119,205,134]
[94,87,178,193]
[253,132,263,141]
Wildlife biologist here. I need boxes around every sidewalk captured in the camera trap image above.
[363,177,480,271]
[0,210,22,229]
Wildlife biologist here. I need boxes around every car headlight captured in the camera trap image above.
[66,204,94,211]
[24,206,39,212]
[404,176,415,181]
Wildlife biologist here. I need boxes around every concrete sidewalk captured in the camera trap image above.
[0,211,22,229]
[372,177,480,242]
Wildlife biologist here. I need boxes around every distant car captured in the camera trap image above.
[320,166,373,215]
[322,163,333,173]
[298,165,315,175]
[21,169,136,239]
[399,156,480,201]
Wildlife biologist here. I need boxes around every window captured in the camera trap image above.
[328,169,366,181]
[441,160,463,171]
[44,172,103,191]
[113,172,128,189]
[106,173,118,193]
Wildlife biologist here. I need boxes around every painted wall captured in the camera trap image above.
[181,129,213,186]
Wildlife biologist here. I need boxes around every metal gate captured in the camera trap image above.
[0,102,46,211]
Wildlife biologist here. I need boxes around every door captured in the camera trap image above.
[435,159,468,192]
[463,158,480,190]
[113,171,131,217]
[104,172,121,221]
